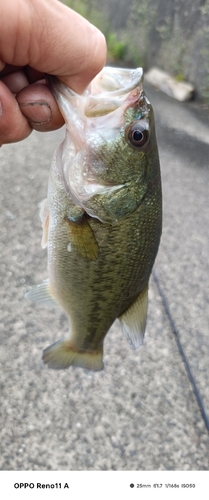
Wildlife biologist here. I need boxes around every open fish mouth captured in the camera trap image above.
[48,67,145,218]
[48,66,143,117]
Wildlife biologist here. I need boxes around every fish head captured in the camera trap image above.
[48,67,159,218]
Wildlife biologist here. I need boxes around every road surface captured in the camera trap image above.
[0,84,209,471]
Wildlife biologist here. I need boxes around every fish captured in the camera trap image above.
[26,66,162,371]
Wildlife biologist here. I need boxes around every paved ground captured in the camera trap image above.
[0,84,209,471]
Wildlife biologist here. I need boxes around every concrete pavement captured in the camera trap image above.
[0,85,209,470]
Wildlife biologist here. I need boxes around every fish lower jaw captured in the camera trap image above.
[69,178,124,204]
[83,176,121,188]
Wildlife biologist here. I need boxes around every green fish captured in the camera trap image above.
[27,67,162,371]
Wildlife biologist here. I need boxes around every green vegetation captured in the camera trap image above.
[63,0,128,62]
[62,0,209,108]
[175,74,184,83]
[126,0,157,68]
[63,0,109,37]
[106,33,127,61]
[199,2,209,106]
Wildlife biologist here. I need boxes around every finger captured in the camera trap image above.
[0,64,23,77]
[25,67,45,84]
[0,64,44,85]
[1,71,29,94]
[17,82,64,132]
[0,60,5,72]
[29,1,107,92]
[0,0,107,94]
[0,81,32,144]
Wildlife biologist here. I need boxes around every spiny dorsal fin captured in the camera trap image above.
[118,284,148,349]
[25,280,57,308]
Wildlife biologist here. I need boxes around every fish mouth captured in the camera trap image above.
[57,140,125,222]
[48,66,143,118]
[48,67,144,219]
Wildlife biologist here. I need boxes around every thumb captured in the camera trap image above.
[0,0,107,93]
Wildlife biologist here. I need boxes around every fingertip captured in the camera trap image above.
[79,27,107,91]
[59,23,107,93]
[91,26,107,74]
[0,81,32,144]
[17,83,64,131]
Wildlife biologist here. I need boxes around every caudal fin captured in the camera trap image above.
[42,338,104,371]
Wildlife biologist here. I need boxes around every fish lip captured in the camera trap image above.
[56,142,123,220]
[48,67,146,220]
[47,66,143,99]
[47,67,144,118]
[47,67,145,140]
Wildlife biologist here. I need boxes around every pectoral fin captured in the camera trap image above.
[65,216,99,261]
[118,284,148,349]
[39,198,49,249]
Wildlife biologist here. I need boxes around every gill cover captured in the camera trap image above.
[48,67,145,220]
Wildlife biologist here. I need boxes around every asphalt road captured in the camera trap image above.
[0,84,209,471]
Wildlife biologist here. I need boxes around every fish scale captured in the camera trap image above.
[26,66,162,371]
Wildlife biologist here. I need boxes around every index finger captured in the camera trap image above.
[0,0,107,94]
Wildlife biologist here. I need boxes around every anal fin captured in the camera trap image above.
[118,284,148,349]
[42,338,104,371]
[25,280,57,308]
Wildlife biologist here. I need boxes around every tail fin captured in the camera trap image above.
[42,338,104,371]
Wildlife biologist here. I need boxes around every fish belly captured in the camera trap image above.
[43,182,161,370]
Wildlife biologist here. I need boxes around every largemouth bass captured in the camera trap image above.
[27,66,162,371]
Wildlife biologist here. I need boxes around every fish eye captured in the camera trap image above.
[126,121,149,148]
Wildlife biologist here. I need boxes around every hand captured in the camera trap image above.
[0,0,106,144]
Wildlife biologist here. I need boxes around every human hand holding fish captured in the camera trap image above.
[0,0,106,144]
